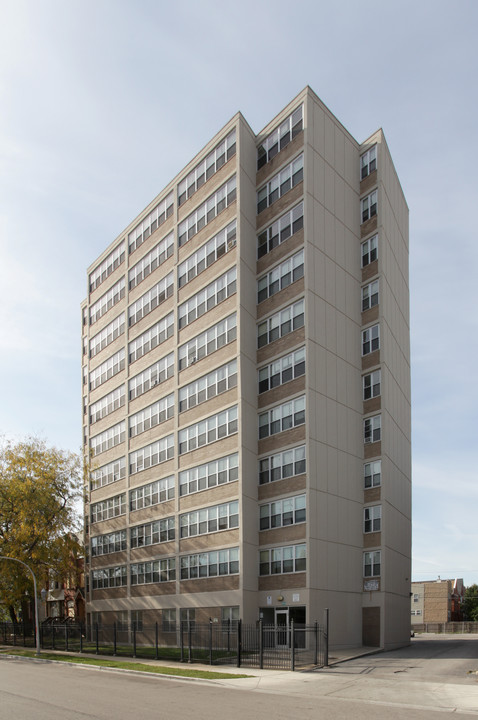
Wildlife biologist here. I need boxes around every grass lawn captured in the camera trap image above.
[0,648,252,680]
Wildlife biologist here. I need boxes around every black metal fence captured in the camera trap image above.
[1,620,328,670]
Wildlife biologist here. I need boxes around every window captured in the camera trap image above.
[128,232,174,290]
[90,421,125,457]
[364,415,381,444]
[89,242,125,292]
[89,278,125,325]
[180,608,195,628]
[362,280,379,312]
[413,593,419,603]
[178,406,238,455]
[178,129,236,206]
[128,272,174,327]
[131,611,143,631]
[129,435,174,474]
[363,550,381,577]
[363,370,381,400]
[92,566,127,589]
[257,202,304,259]
[130,559,176,585]
[364,505,381,533]
[90,385,125,424]
[361,235,378,267]
[91,530,126,557]
[129,476,175,511]
[128,191,174,254]
[129,317,174,363]
[162,609,176,632]
[257,155,304,214]
[364,460,381,488]
[259,544,306,575]
[130,517,175,548]
[362,324,380,355]
[89,349,125,391]
[361,146,377,180]
[178,221,236,288]
[178,267,236,329]
[221,606,239,631]
[180,548,239,580]
[257,250,304,303]
[411,609,422,616]
[129,394,174,437]
[260,495,306,530]
[128,352,174,400]
[90,457,126,491]
[178,313,236,370]
[180,501,238,538]
[179,360,237,412]
[361,190,377,223]
[89,313,125,358]
[257,299,304,348]
[91,493,126,524]
[178,176,236,247]
[257,106,303,169]
[259,445,306,485]
[179,453,239,496]
[258,347,305,394]
[258,396,305,439]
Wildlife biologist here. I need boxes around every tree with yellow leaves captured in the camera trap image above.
[0,438,83,622]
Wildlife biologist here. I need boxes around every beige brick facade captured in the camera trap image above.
[83,87,411,651]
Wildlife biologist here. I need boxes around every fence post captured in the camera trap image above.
[259,619,263,669]
[79,623,83,653]
[52,625,56,650]
[323,608,329,667]
[13,623,16,646]
[314,621,318,665]
[23,622,26,647]
[95,622,99,654]
[188,621,192,663]
[237,619,242,668]
[65,624,69,652]
[40,622,43,650]
[113,622,117,656]
[155,622,159,660]
[180,621,184,662]
[209,619,213,665]
[291,620,295,671]
[133,622,137,658]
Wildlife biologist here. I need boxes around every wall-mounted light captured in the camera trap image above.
[277,595,284,602]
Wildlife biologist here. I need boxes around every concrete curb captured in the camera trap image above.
[0,652,251,684]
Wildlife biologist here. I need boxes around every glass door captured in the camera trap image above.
[275,608,289,648]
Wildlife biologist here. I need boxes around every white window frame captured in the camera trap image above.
[361,235,378,267]
[362,324,380,355]
[364,505,382,533]
[364,415,381,444]
[364,460,381,489]
[363,370,381,400]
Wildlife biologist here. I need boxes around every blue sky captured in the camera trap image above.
[0,0,477,585]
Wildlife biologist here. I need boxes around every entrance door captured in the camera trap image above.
[275,608,289,648]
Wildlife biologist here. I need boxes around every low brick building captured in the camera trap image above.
[411,578,464,625]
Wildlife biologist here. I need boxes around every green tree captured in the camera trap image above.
[0,438,83,621]
[463,585,478,622]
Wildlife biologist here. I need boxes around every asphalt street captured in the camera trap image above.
[0,635,477,719]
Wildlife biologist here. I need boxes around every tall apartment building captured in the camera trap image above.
[81,86,411,650]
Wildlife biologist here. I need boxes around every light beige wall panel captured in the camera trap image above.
[334,126,345,180]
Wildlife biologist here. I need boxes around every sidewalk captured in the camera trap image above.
[0,643,381,677]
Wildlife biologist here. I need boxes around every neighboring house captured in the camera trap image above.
[411,578,464,625]
[82,85,411,650]
[42,558,85,623]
